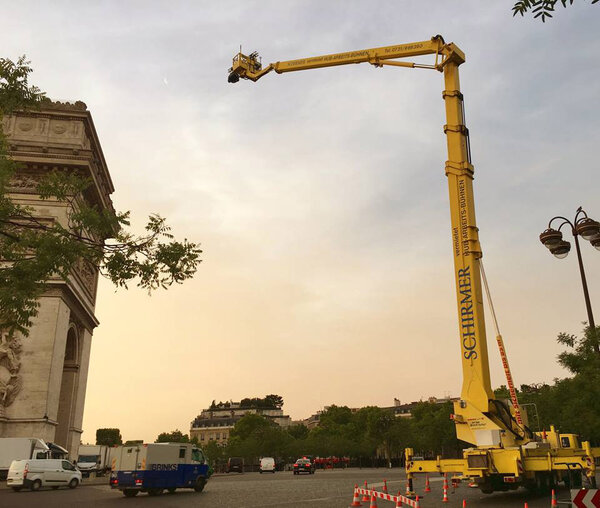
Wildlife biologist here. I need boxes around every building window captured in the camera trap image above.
[216,433,221,440]
[200,434,204,441]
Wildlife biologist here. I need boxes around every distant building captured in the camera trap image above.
[190,400,291,445]
[388,396,459,418]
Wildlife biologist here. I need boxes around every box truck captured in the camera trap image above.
[110,442,210,497]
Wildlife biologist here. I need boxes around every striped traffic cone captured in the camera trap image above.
[369,493,378,508]
[442,473,449,503]
[383,479,388,494]
[524,504,528,508]
[468,478,477,488]
[362,481,370,502]
[395,491,402,507]
[349,484,362,507]
[462,500,467,507]
[424,474,431,493]
[551,489,558,507]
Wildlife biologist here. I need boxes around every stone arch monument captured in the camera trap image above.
[0,101,114,458]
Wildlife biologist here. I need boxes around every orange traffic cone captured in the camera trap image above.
[349,484,362,507]
[362,481,370,502]
[383,479,388,494]
[442,473,449,503]
[424,474,431,493]
[369,493,378,508]
[395,491,402,507]
[462,500,467,507]
[551,489,558,507]
[468,478,477,488]
[524,504,528,508]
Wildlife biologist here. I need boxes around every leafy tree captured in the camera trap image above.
[0,56,202,337]
[512,0,598,22]
[96,428,122,446]
[557,324,600,374]
[287,424,309,440]
[264,394,284,409]
[229,414,274,441]
[155,429,190,443]
[202,440,225,464]
[239,394,284,409]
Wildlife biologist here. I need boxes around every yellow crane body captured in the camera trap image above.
[228,36,596,493]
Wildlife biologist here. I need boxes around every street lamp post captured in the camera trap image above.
[539,207,600,355]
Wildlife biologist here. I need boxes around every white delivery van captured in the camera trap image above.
[260,457,276,473]
[7,459,82,491]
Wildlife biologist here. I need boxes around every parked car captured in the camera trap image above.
[259,457,276,473]
[7,459,81,491]
[293,458,315,475]
[226,457,244,473]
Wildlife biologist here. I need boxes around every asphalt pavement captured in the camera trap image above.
[0,468,581,507]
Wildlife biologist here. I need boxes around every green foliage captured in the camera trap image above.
[239,394,284,409]
[494,325,600,445]
[0,56,44,115]
[96,428,122,446]
[512,0,598,22]
[155,429,190,443]
[229,414,275,441]
[0,56,202,336]
[557,324,600,374]
[215,402,462,465]
[202,440,225,464]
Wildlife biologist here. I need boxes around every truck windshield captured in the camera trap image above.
[192,449,205,463]
[78,455,98,463]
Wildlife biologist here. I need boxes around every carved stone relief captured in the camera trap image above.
[0,332,23,417]
[74,258,98,299]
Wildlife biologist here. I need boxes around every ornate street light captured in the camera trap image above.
[539,207,599,354]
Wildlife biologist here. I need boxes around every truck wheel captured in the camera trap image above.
[148,488,163,496]
[31,479,42,492]
[194,477,206,492]
[68,478,79,489]
[11,486,22,492]
[123,489,139,497]
[167,487,176,494]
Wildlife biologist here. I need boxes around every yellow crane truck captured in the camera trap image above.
[227,35,597,494]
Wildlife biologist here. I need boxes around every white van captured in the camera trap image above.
[259,457,276,473]
[7,459,82,491]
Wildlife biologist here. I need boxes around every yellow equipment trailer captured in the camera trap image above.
[227,36,597,494]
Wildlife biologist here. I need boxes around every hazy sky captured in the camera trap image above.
[4,1,599,443]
